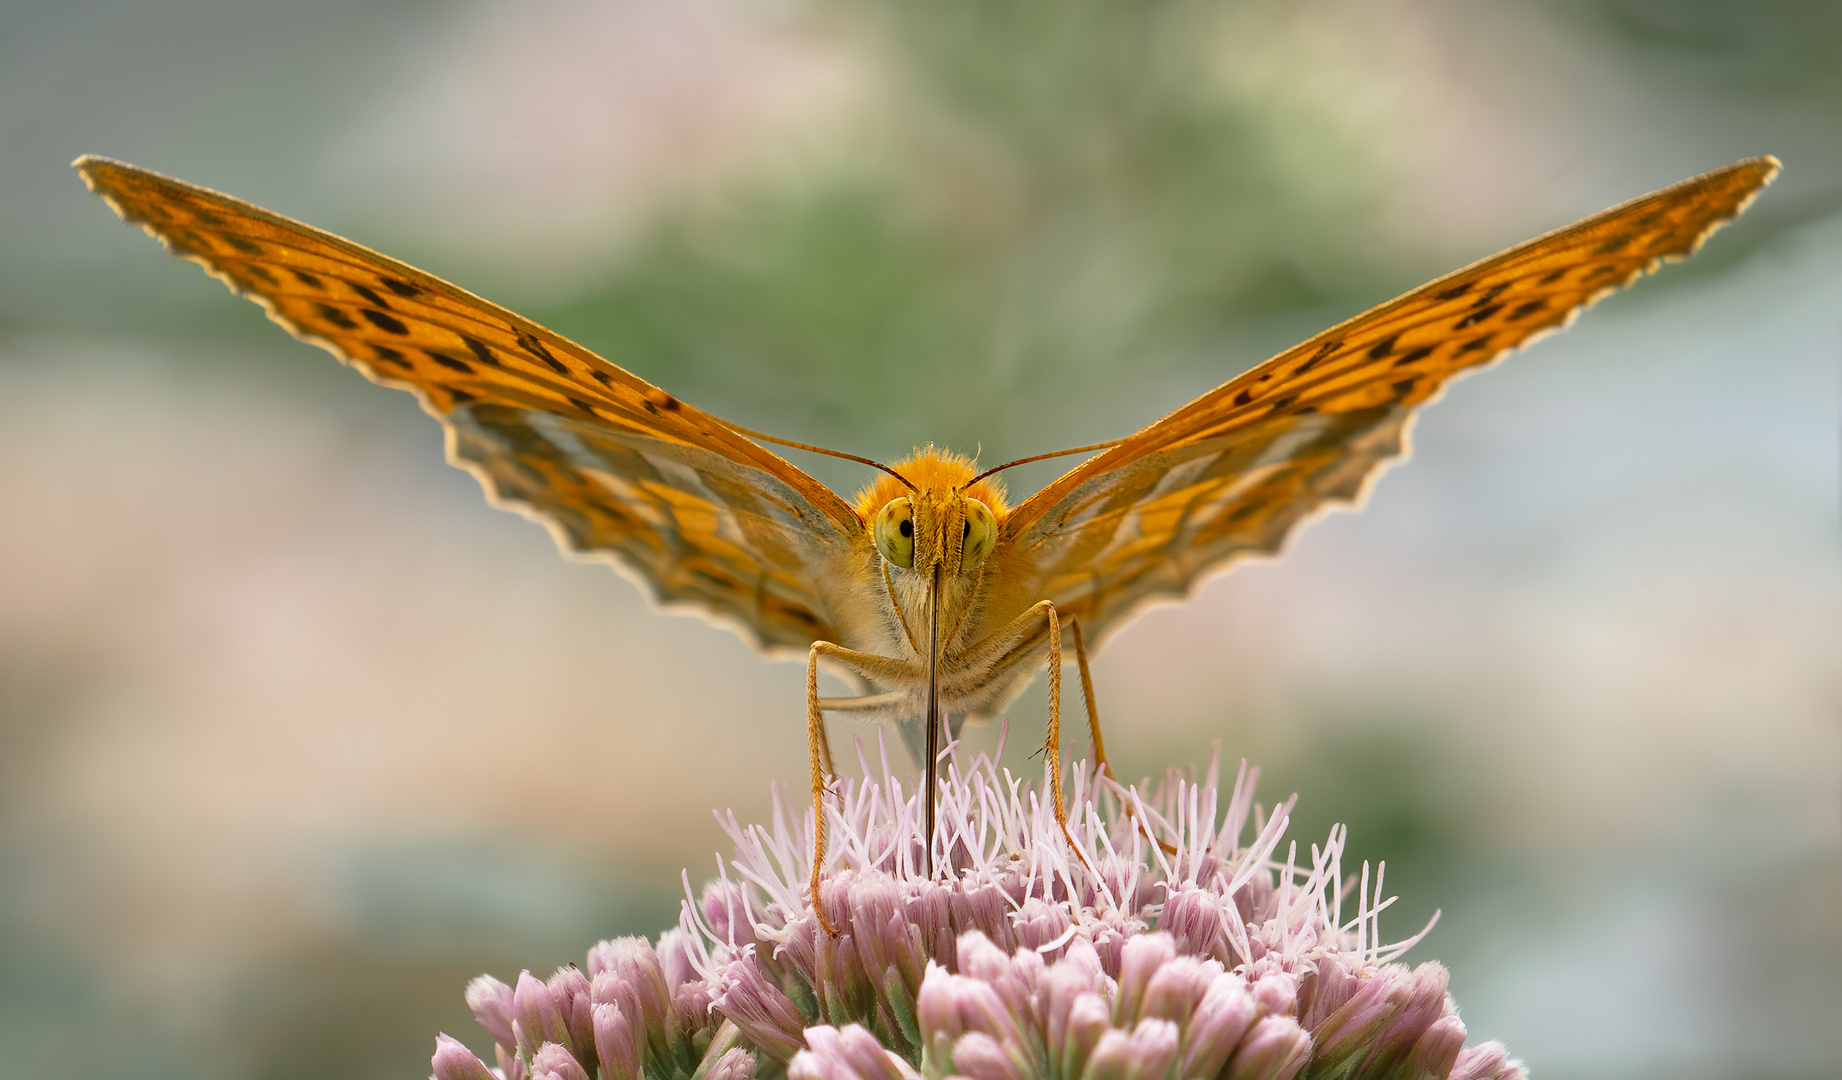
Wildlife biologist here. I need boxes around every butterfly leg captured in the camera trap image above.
[804,640,913,934]
[1070,620,1109,778]
[1071,618,1174,855]
[1037,603,1085,864]
[957,601,1090,869]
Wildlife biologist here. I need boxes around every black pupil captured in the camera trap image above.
[898,518,912,538]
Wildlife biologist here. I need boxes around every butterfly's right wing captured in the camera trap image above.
[990,157,1779,648]
[77,156,868,654]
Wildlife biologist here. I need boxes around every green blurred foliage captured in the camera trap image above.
[539,0,1383,461]
[1558,0,1842,97]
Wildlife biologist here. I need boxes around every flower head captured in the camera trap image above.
[433,743,1525,1080]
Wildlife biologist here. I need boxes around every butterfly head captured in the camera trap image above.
[858,448,1008,580]
[872,491,998,575]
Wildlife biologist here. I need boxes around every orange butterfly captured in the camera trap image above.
[77,155,1776,925]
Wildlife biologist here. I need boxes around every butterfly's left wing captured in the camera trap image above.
[992,157,1778,647]
[76,156,866,654]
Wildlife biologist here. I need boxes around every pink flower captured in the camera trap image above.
[434,744,1525,1080]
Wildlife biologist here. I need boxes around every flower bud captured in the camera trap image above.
[1364,963,1452,1077]
[1060,991,1112,1078]
[1403,1014,1467,1080]
[464,975,517,1051]
[1140,955,1216,1024]
[794,1025,922,1080]
[836,1023,922,1080]
[1161,886,1226,959]
[1178,975,1258,1080]
[1115,933,1178,1023]
[588,937,672,1053]
[593,1001,642,1080]
[952,1031,1025,1080]
[514,971,571,1058]
[712,955,808,1062]
[1251,971,1298,1019]
[529,1042,591,1080]
[706,1047,758,1080]
[656,928,702,991]
[1225,1015,1311,1080]
[431,1033,495,1080]
[547,965,596,1071]
[1452,1041,1527,1080]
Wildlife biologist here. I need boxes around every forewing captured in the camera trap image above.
[77,155,864,652]
[999,157,1779,645]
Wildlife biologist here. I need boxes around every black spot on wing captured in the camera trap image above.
[316,304,357,330]
[372,345,408,367]
[193,211,223,226]
[568,396,598,416]
[1367,335,1397,360]
[1508,299,1547,321]
[589,369,613,387]
[1455,304,1501,329]
[426,351,474,374]
[168,228,210,255]
[362,309,410,335]
[1594,234,1634,256]
[1233,389,1254,407]
[1295,339,1339,374]
[223,235,262,254]
[380,277,420,298]
[1538,268,1568,285]
[1456,335,1494,355]
[350,282,388,308]
[290,268,322,289]
[461,335,500,368]
[1472,282,1510,307]
[449,389,477,404]
[1397,345,1435,366]
[244,263,278,286]
[518,332,569,374]
[1436,281,1473,300]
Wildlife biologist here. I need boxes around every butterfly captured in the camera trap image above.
[77,154,1776,926]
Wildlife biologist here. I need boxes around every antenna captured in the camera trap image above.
[968,440,1121,486]
[728,424,916,490]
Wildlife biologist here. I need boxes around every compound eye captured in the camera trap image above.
[960,499,996,570]
[873,498,915,568]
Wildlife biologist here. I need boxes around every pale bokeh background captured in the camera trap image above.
[1,2,1837,1079]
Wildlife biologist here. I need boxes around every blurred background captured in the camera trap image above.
[1,1,1837,1078]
